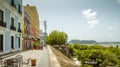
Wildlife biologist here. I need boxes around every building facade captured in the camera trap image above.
[23,8,32,50]
[24,5,40,48]
[0,0,22,55]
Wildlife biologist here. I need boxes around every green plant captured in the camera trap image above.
[33,41,40,48]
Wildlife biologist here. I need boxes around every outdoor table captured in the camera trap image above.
[5,58,21,67]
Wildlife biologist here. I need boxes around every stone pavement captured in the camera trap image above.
[2,45,61,67]
[3,48,44,67]
[48,45,61,67]
[37,47,51,67]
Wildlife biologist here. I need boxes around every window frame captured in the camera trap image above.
[0,10,3,22]
[0,34,3,51]
[11,17,14,26]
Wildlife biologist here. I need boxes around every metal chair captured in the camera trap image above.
[0,58,5,67]
[15,55,23,67]
[21,58,31,67]
[15,55,23,62]
[4,59,14,67]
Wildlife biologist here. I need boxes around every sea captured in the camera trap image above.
[84,43,120,47]
[101,43,120,47]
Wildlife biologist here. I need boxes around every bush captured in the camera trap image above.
[68,44,120,67]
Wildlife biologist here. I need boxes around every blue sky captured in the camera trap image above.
[23,0,120,42]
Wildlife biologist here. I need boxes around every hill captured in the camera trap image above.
[69,40,97,44]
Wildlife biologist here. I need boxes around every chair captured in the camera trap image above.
[21,58,31,67]
[15,55,23,67]
[0,58,5,67]
[15,55,23,62]
[4,59,14,67]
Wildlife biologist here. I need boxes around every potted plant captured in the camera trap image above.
[33,41,40,49]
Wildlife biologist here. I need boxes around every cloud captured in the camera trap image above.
[88,20,99,28]
[108,27,117,31]
[82,8,99,28]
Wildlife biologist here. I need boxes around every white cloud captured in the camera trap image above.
[108,27,117,31]
[88,20,99,28]
[82,8,99,28]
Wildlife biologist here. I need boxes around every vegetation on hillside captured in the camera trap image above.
[69,44,120,67]
[50,46,78,67]
[46,30,68,45]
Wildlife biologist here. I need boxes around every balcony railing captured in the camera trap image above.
[10,25,16,31]
[18,10,22,15]
[0,21,6,27]
[18,28,22,32]
[11,2,16,9]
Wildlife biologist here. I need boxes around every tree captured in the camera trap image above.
[46,30,68,45]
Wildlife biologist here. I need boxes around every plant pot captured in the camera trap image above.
[40,46,43,50]
[31,59,36,66]
[32,48,34,50]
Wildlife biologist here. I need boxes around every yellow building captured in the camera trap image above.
[21,20,24,50]
[24,5,40,48]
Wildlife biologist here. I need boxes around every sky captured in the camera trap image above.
[23,0,120,42]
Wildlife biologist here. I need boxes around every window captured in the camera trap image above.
[24,16,27,22]
[11,36,14,49]
[18,37,20,48]
[11,0,14,4]
[18,4,21,14]
[11,17,14,26]
[0,10,3,22]
[11,0,16,8]
[18,4,20,11]
[0,34,3,51]
[18,23,20,29]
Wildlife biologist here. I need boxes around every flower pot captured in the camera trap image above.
[31,59,36,66]
[40,46,43,50]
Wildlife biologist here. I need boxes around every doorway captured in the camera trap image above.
[11,36,14,49]
[0,34,3,51]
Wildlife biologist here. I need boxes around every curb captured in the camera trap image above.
[47,45,61,67]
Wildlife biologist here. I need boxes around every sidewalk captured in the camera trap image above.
[3,49,44,67]
[48,45,61,67]
[2,45,61,67]
[37,46,51,67]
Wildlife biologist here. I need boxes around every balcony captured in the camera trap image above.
[18,28,22,32]
[10,25,16,31]
[18,10,22,15]
[0,21,6,28]
[11,3,16,9]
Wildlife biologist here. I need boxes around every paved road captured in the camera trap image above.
[37,47,51,67]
